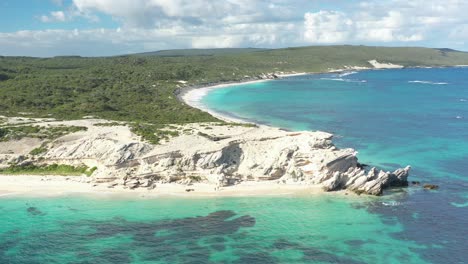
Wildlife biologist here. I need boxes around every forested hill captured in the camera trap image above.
[1,45,468,124]
[132,48,267,57]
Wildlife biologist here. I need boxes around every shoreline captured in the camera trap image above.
[1,65,418,199]
[178,64,458,125]
[0,175,355,199]
[180,79,269,123]
[179,72,308,124]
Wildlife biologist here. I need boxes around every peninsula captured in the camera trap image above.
[1,45,467,196]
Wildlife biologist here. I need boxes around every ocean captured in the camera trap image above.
[1,68,467,263]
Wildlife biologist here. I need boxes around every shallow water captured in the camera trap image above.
[1,68,467,263]
[202,67,468,263]
[1,194,428,264]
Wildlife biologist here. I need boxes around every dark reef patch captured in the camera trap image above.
[363,183,468,264]
[27,207,45,216]
[0,209,371,264]
[0,210,257,264]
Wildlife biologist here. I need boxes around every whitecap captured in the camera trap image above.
[382,201,401,206]
[321,78,345,81]
[451,201,468,208]
[409,80,448,85]
[339,71,358,77]
[460,99,467,102]
[456,116,463,119]
[320,78,367,83]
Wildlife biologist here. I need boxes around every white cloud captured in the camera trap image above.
[304,10,422,43]
[192,36,243,49]
[0,23,300,56]
[304,11,353,43]
[71,0,303,27]
[2,0,468,56]
[303,0,468,46]
[40,11,67,23]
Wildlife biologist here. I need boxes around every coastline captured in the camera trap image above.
[180,79,268,123]
[0,175,351,199]
[179,72,308,124]
[0,64,417,199]
[178,63,460,124]
[1,114,373,199]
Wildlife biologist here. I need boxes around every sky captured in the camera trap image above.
[0,0,467,57]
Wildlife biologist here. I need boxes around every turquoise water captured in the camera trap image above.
[1,194,426,263]
[202,67,468,263]
[1,68,467,263]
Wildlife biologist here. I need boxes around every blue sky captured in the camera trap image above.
[0,0,467,57]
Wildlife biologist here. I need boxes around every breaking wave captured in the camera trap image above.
[338,71,358,77]
[409,80,448,85]
[320,78,367,83]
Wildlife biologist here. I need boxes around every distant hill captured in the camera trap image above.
[2,45,468,124]
[435,48,465,53]
[132,48,268,57]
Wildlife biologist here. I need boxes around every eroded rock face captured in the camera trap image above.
[45,136,153,166]
[1,121,410,195]
[105,127,410,195]
[322,166,411,196]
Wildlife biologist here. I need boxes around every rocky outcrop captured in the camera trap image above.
[257,73,279,79]
[45,136,153,166]
[0,120,411,196]
[423,184,439,190]
[321,166,410,195]
[368,60,404,69]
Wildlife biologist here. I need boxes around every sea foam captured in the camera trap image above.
[321,78,367,83]
[409,80,448,85]
[338,71,358,77]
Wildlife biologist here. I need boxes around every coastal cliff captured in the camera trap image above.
[0,118,409,196]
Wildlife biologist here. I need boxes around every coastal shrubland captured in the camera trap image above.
[29,146,48,156]
[1,46,468,126]
[130,123,179,144]
[0,164,97,176]
[0,125,87,141]
[93,122,125,127]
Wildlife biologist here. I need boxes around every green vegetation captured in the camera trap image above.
[130,123,179,144]
[0,164,97,176]
[188,176,203,182]
[0,125,87,141]
[29,146,48,156]
[1,45,468,127]
[134,48,267,57]
[93,122,124,127]
[214,122,258,128]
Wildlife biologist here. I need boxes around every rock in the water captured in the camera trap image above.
[324,165,411,196]
[423,184,439,190]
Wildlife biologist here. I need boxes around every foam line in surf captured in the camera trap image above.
[321,78,367,83]
[409,80,448,85]
[338,71,358,77]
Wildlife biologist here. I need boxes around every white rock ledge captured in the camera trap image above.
[0,119,410,196]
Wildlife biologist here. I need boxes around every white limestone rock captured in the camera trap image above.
[1,119,410,195]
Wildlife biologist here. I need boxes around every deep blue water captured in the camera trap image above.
[203,67,468,263]
[1,68,467,264]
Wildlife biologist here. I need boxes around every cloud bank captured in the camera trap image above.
[1,0,467,56]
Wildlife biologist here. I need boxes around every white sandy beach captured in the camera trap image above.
[0,175,339,198]
[0,64,411,198]
[181,80,267,123]
[181,72,307,123]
